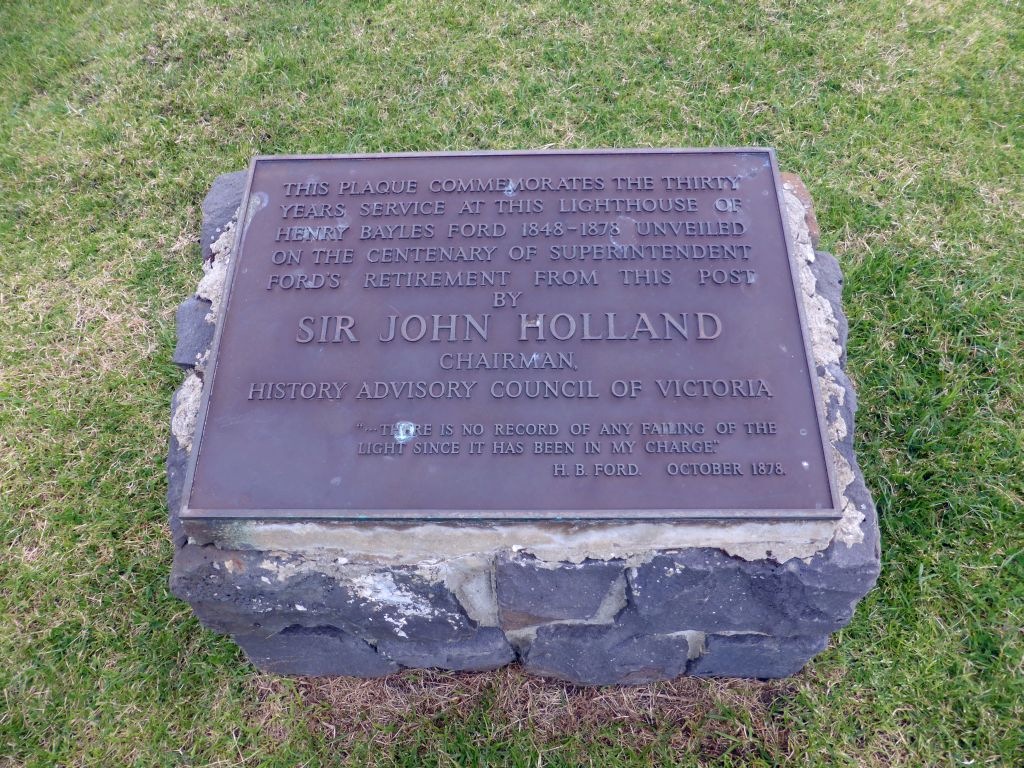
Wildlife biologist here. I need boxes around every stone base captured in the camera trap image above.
[168,170,880,684]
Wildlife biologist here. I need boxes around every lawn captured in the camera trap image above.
[1,0,1022,765]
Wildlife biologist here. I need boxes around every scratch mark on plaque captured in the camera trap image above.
[394,421,417,444]
[246,191,269,226]
[611,215,639,248]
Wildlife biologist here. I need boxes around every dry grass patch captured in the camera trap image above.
[252,666,800,759]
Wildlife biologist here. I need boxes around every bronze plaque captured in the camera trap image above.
[181,149,840,521]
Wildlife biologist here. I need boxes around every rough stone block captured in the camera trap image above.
[172,296,215,369]
[166,384,191,547]
[236,625,399,677]
[523,618,689,686]
[812,251,848,364]
[378,628,514,671]
[628,548,878,637]
[171,545,484,644]
[200,171,247,261]
[496,554,625,629]
[165,434,187,547]
[689,633,828,679]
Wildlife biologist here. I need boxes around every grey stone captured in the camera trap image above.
[172,296,215,369]
[200,171,247,261]
[628,547,878,637]
[811,251,848,364]
[236,624,399,677]
[166,432,187,547]
[523,618,689,686]
[817,356,880,588]
[166,385,190,547]
[814,371,882,614]
[827,367,882,577]
[689,633,828,679]
[378,628,514,671]
[171,545,482,643]
[823,362,856,434]
[496,554,625,629]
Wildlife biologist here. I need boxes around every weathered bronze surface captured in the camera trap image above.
[182,149,840,521]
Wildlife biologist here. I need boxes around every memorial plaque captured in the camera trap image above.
[181,149,840,521]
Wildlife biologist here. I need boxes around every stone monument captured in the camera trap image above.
[169,149,879,684]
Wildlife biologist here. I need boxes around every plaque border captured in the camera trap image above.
[179,148,842,522]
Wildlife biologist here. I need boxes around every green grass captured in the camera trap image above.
[1,0,1022,764]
